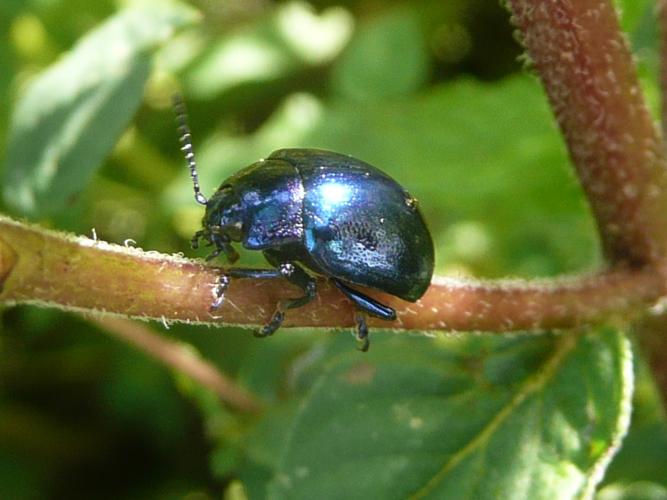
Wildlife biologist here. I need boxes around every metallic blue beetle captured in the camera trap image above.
[176,100,434,351]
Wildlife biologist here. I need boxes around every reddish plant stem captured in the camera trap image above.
[89,317,262,413]
[660,0,667,138]
[0,216,662,332]
[508,0,667,266]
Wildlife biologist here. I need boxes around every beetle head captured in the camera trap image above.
[192,184,245,264]
[195,159,304,259]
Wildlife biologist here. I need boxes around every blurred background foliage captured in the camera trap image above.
[1,0,667,498]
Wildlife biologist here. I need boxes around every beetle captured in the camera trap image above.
[175,97,434,351]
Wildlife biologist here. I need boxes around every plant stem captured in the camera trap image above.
[660,0,667,138]
[0,216,661,332]
[89,316,262,413]
[508,0,667,266]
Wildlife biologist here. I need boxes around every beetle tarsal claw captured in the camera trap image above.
[355,312,370,352]
[256,310,284,337]
[210,273,230,311]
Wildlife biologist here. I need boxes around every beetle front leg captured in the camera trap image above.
[191,230,206,249]
[211,272,230,310]
[210,268,284,311]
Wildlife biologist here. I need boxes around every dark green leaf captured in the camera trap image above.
[244,328,633,499]
[603,355,667,487]
[597,481,667,500]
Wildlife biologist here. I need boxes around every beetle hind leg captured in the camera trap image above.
[354,312,370,352]
[333,279,397,352]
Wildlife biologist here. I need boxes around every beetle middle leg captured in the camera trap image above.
[257,262,316,337]
[333,279,396,351]
[216,263,316,338]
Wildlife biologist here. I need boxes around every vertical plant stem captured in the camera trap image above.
[508,0,667,267]
[660,0,667,138]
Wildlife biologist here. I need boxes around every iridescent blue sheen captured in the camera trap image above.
[271,149,433,301]
[196,148,434,348]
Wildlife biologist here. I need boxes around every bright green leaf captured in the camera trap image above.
[3,1,198,216]
[331,7,429,101]
[185,3,352,100]
[614,0,653,38]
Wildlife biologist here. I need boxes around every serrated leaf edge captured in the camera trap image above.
[407,330,634,499]
[579,331,634,499]
[408,334,579,499]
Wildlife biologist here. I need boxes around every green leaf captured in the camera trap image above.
[3,2,198,216]
[614,0,653,37]
[597,481,667,500]
[185,3,352,100]
[603,355,667,487]
[246,328,633,499]
[331,7,429,101]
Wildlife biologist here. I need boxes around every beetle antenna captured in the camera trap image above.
[173,93,208,206]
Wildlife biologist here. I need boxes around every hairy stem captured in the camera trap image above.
[0,216,661,332]
[89,317,262,413]
[508,0,667,266]
[660,0,667,138]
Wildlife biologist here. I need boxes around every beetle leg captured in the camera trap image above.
[223,243,240,264]
[205,245,239,262]
[354,312,370,352]
[332,280,397,321]
[191,230,205,249]
[210,272,230,310]
[333,279,397,352]
[212,265,316,337]
[205,234,239,264]
[205,247,222,261]
[257,262,317,338]
[209,268,283,312]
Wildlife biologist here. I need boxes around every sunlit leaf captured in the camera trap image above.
[3,1,198,216]
[185,3,352,99]
[332,7,428,101]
